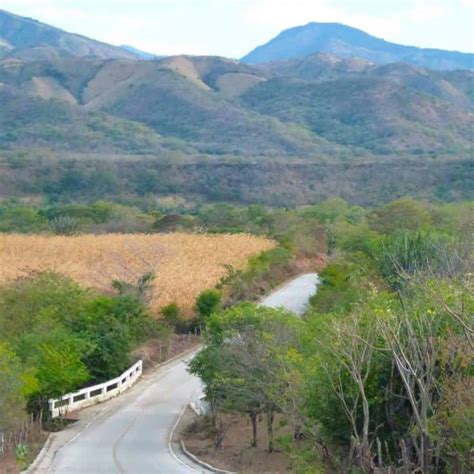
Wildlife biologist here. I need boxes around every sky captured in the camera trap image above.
[1,0,473,57]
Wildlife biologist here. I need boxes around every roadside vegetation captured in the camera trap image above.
[188,198,473,473]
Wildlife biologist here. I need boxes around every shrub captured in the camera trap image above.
[195,289,222,320]
[161,303,187,332]
[49,215,79,235]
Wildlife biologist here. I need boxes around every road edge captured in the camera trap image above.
[180,438,237,474]
[22,433,54,474]
[168,403,236,474]
[24,344,201,473]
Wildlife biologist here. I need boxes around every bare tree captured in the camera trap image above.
[377,306,440,471]
[319,311,376,471]
[90,242,163,305]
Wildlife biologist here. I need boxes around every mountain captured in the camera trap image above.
[259,53,474,109]
[120,45,162,60]
[1,51,471,159]
[0,11,472,205]
[0,55,347,158]
[0,9,138,60]
[241,22,474,71]
[241,76,471,155]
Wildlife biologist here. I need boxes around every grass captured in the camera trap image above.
[0,233,275,314]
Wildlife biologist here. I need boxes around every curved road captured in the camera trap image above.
[260,273,319,315]
[35,273,318,473]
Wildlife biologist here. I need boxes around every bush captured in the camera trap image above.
[161,303,190,333]
[195,289,222,320]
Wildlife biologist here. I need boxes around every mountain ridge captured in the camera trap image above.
[0,9,139,60]
[242,22,474,71]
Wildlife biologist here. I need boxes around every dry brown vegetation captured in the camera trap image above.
[0,233,274,313]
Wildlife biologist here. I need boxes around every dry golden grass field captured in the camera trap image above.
[0,233,274,314]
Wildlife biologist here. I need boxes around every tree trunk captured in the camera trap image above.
[250,413,258,448]
[266,407,274,453]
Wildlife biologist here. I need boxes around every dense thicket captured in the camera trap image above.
[1,153,472,206]
[0,273,161,426]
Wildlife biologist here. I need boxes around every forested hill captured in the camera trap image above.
[1,53,472,159]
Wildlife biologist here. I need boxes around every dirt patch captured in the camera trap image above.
[293,253,328,273]
[179,408,293,473]
[133,334,200,371]
[0,431,48,474]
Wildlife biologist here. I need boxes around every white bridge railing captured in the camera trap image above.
[49,360,143,418]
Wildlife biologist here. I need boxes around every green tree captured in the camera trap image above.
[0,207,44,233]
[0,273,86,340]
[0,343,37,432]
[369,198,432,234]
[71,295,153,380]
[14,326,90,412]
[190,303,303,452]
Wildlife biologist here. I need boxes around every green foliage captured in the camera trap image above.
[301,198,365,225]
[0,343,36,432]
[161,303,181,322]
[15,443,28,467]
[68,295,154,381]
[0,273,156,418]
[0,272,86,338]
[195,290,222,320]
[15,326,90,403]
[221,247,294,304]
[0,207,45,233]
[160,303,193,333]
[372,230,449,289]
[369,198,432,234]
[190,303,303,452]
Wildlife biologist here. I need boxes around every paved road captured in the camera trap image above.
[37,273,319,474]
[41,355,204,473]
[261,273,319,315]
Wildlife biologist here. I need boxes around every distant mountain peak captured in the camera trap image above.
[0,9,139,61]
[241,22,474,71]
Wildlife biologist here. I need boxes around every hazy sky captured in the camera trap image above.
[1,0,473,57]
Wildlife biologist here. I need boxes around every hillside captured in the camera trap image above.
[0,9,138,60]
[0,55,350,158]
[0,10,472,205]
[240,75,472,155]
[1,52,471,158]
[260,53,474,108]
[242,22,474,71]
